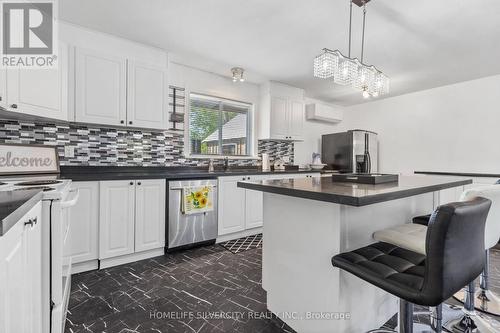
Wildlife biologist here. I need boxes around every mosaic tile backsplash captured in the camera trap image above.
[0,120,294,167]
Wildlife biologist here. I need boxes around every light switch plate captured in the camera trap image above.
[64,146,75,158]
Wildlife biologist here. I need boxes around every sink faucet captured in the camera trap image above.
[223,157,229,171]
[208,159,214,173]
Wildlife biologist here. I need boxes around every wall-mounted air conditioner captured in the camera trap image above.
[305,103,343,123]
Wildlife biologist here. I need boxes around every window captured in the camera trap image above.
[189,93,251,157]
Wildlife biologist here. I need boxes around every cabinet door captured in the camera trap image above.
[218,176,246,235]
[0,218,27,333]
[75,48,127,126]
[270,96,289,140]
[135,179,166,252]
[99,180,135,259]
[5,43,69,120]
[24,203,42,333]
[65,182,99,264]
[289,100,304,140]
[127,61,168,130]
[245,175,264,229]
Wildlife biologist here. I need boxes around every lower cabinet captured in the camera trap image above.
[64,182,99,264]
[218,173,320,237]
[99,179,166,260]
[65,179,166,271]
[0,201,43,333]
[99,180,136,259]
[134,179,166,252]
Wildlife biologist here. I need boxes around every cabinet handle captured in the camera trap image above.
[31,217,38,225]
[130,181,134,185]
[0,96,2,101]
[24,219,34,227]
[137,182,142,185]
[11,104,17,109]
[129,121,133,125]
[242,177,245,181]
[120,120,125,124]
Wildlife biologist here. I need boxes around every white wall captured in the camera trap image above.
[343,74,500,174]
[294,98,346,166]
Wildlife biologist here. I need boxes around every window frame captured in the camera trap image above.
[185,92,255,159]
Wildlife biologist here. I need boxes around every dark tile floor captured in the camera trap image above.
[65,245,500,333]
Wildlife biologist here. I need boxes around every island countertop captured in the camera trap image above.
[237,175,472,206]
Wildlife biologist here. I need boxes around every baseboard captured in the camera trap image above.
[216,227,262,243]
[71,260,99,274]
[99,248,165,269]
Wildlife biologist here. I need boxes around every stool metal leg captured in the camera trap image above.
[400,300,414,333]
[453,250,500,316]
[430,305,442,333]
[445,282,479,332]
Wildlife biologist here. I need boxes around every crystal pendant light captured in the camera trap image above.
[313,0,389,98]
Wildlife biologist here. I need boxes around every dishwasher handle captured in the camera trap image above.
[170,185,217,190]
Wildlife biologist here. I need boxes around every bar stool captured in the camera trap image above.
[373,185,500,331]
[332,198,491,333]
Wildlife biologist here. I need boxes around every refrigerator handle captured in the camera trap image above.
[366,152,371,174]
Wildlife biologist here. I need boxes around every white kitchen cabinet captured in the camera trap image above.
[127,61,168,130]
[259,81,305,141]
[74,46,168,130]
[289,100,304,139]
[135,179,166,252]
[65,182,99,264]
[218,175,247,235]
[99,180,135,259]
[0,201,42,333]
[75,48,127,127]
[270,96,289,139]
[218,173,321,237]
[245,175,265,229]
[0,43,69,120]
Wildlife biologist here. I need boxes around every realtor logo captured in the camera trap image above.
[0,0,57,68]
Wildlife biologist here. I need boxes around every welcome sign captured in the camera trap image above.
[0,143,59,174]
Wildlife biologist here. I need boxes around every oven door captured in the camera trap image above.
[50,189,79,333]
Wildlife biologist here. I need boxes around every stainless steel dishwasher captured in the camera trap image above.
[167,179,218,251]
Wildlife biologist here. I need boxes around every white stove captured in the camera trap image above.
[0,177,72,200]
[0,146,78,333]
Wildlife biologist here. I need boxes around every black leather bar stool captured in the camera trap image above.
[332,197,491,332]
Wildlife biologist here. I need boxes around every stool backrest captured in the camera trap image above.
[423,197,491,305]
[460,185,500,249]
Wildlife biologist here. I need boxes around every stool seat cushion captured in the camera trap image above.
[332,242,429,305]
[373,224,427,255]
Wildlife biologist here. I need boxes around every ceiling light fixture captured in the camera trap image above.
[313,0,389,98]
[231,67,245,82]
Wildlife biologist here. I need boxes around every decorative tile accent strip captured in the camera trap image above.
[0,86,294,166]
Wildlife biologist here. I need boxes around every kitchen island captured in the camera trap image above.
[238,175,472,333]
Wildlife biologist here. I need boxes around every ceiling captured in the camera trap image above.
[59,0,500,106]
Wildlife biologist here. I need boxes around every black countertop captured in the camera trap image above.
[237,175,472,207]
[0,189,43,236]
[415,171,500,179]
[59,166,321,182]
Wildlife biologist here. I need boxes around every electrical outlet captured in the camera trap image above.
[64,146,75,158]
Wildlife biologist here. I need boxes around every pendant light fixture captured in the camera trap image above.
[313,0,389,98]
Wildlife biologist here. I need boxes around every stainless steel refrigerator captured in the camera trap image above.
[321,130,378,173]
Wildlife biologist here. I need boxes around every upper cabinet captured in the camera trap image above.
[74,48,168,130]
[127,61,168,129]
[258,81,305,141]
[0,43,69,121]
[75,48,127,127]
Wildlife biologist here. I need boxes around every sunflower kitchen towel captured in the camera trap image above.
[182,185,214,215]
